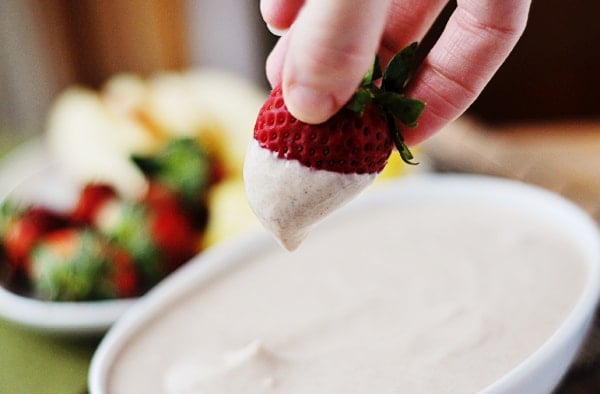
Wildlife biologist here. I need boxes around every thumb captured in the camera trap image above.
[282,0,392,124]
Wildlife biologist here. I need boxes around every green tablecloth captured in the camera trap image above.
[0,319,97,394]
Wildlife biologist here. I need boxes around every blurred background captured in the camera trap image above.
[1,0,599,135]
[0,0,274,137]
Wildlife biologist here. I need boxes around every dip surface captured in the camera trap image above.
[107,194,587,393]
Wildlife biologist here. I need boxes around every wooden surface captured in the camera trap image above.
[424,117,600,221]
[12,0,188,91]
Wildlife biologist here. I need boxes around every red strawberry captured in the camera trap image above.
[254,86,394,175]
[149,203,201,272]
[244,43,425,250]
[112,249,139,298]
[143,181,181,212]
[142,181,202,270]
[2,206,67,270]
[72,183,117,224]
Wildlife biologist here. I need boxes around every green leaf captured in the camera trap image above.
[158,140,211,203]
[375,92,425,127]
[382,42,418,93]
[346,88,372,115]
[0,200,20,235]
[397,141,417,165]
[385,113,418,166]
[133,138,211,204]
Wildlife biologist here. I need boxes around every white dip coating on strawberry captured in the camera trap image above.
[244,140,375,250]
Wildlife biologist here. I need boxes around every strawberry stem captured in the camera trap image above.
[346,87,372,115]
[380,43,424,165]
[346,42,424,165]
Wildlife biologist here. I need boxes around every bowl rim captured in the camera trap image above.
[88,174,600,392]
[0,285,137,335]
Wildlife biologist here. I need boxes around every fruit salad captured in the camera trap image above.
[1,139,213,301]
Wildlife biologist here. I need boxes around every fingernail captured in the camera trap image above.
[286,85,336,124]
[266,23,289,37]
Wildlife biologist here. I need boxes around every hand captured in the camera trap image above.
[261,0,531,145]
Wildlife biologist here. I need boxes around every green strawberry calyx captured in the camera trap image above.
[346,42,425,165]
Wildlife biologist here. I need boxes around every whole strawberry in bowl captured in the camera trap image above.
[244,43,424,250]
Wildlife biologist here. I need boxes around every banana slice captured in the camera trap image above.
[46,88,149,199]
[203,179,260,248]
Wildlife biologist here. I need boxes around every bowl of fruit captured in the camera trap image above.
[0,70,265,335]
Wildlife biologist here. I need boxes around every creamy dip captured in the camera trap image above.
[244,140,375,250]
[106,195,587,394]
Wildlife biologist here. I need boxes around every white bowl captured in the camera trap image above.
[0,286,136,336]
[89,174,600,393]
[0,138,136,335]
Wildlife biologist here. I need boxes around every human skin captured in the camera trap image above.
[260,0,531,145]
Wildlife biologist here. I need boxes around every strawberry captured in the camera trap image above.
[109,248,139,298]
[71,183,117,224]
[143,181,181,212]
[244,43,425,250]
[142,181,202,271]
[1,203,67,270]
[254,87,396,174]
[148,203,201,273]
[143,180,209,237]
[29,228,139,301]
[91,199,164,288]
